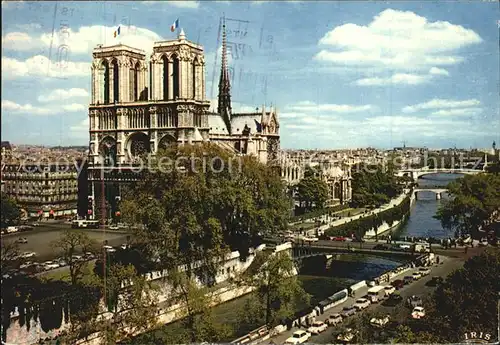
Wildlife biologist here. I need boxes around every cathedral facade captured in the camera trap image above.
[87,26,279,220]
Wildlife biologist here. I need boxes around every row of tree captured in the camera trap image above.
[1,191,21,228]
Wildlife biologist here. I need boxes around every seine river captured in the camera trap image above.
[397,173,464,239]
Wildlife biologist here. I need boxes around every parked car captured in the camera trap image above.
[16,237,28,244]
[373,244,389,250]
[341,306,357,318]
[479,238,488,246]
[412,272,422,280]
[384,285,395,296]
[418,267,431,276]
[353,298,371,310]
[408,295,423,308]
[307,321,328,335]
[391,279,404,289]
[399,244,411,250]
[411,306,426,319]
[109,225,119,230]
[382,292,402,306]
[333,236,347,242]
[285,330,311,344]
[325,313,343,326]
[370,315,390,328]
[20,251,36,259]
[403,276,414,284]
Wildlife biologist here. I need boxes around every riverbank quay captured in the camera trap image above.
[258,251,472,345]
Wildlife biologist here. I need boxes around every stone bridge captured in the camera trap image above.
[397,167,482,181]
[413,188,449,200]
[291,243,417,261]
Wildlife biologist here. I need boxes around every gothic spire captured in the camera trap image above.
[218,15,232,134]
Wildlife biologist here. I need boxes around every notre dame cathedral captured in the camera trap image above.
[86,23,280,219]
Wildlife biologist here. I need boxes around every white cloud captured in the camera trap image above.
[354,73,431,86]
[2,55,90,80]
[69,118,90,139]
[429,67,449,76]
[285,101,375,113]
[15,23,42,31]
[431,108,483,116]
[315,9,482,71]
[2,100,86,115]
[142,1,199,8]
[38,88,89,103]
[2,25,163,56]
[402,99,481,113]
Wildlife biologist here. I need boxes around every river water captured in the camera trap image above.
[397,173,464,239]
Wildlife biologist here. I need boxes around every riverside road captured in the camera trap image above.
[266,250,479,344]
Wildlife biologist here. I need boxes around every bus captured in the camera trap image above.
[72,220,100,229]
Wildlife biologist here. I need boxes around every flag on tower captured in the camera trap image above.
[114,26,121,38]
[170,19,179,32]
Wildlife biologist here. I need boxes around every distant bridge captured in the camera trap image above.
[413,188,449,200]
[397,167,482,181]
[291,243,417,261]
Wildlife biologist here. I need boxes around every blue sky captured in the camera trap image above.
[2,0,499,149]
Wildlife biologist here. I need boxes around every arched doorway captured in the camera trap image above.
[99,136,117,166]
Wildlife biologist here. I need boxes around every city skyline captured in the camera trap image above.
[1,1,499,149]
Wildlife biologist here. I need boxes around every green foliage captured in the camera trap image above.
[296,175,329,211]
[51,230,99,286]
[350,164,403,208]
[121,143,291,270]
[435,173,500,237]
[1,191,21,228]
[325,195,411,238]
[236,251,310,327]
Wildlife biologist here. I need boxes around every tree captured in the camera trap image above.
[1,240,20,272]
[99,264,160,344]
[51,230,99,286]
[236,251,310,327]
[435,174,500,238]
[296,176,329,211]
[1,192,20,228]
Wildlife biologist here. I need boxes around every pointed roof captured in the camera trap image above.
[178,28,186,40]
[218,15,232,134]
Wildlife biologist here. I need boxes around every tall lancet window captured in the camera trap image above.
[112,59,119,103]
[101,60,110,104]
[172,54,179,99]
[192,58,197,99]
[162,56,168,101]
[134,62,139,101]
[149,61,152,100]
[129,60,136,102]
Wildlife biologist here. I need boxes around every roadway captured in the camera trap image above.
[2,222,130,261]
[266,255,465,344]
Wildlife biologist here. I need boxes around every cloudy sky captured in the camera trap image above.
[2,1,499,149]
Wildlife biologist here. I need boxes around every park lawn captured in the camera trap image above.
[39,260,98,284]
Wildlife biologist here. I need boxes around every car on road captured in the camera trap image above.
[370,315,390,328]
[391,279,404,290]
[341,306,357,318]
[384,285,395,296]
[325,313,343,326]
[399,244,412,250]
[403,275,414,284]
[373,244,389,250]
[408,295,423,308]
[31,223,40,227]
[353,298,371,310]
[302,236,319,242]
[382,292,402,306]
[479,238,488,246]
[285,330,311,344]
[43,261,60,270]
[109,225,119,230]
[307,321,328,334]
[418,267,431,276]
[411,306,426,319]
[16,237,28,244]
[332,236,347,242]
[20,251,36,259]
[412,272,422,280]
